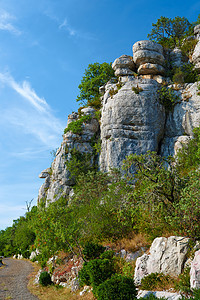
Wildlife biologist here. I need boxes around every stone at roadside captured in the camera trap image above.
[137,290,181,299]
[134,236,189,285]
[190,249,200,289]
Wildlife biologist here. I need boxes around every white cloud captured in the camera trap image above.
[0,71,65,149]
[59,18,76,36]
[0,10,21,36]
[44,10,96,40]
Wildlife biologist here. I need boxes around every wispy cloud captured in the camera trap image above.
[59,18,76,36]
[0,71,65,149]
[44,10,96,40]
[0,10,21,36]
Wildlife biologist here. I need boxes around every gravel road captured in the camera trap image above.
[0,258,39,300]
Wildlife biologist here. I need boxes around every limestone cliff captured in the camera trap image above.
[38,25,200,204]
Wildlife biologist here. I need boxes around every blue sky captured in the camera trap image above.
[0,0,200,230]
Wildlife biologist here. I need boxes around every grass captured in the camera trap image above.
[28,262,95,300]
[105,233,150,253]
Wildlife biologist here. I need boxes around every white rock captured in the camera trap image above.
[138,63,165,75]
[112,55,135,76]
[134,236,189,285]
[137,290,182,299]
[80,285,90,296]
[190,249,200,289]
[100,78,165,172]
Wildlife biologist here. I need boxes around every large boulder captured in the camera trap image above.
[100,77,165,172]
[133,40,165,75]
[190,250,200,289]
[134,236,190,285]
[112,55,136,76]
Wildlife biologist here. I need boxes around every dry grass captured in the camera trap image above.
[28,262,95,300]
[105,233,150,252]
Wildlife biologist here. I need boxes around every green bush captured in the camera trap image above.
[82,242,106,260]
[96,274,137,300]
[79,258,115,288]
[78,262,91,286]
[64,114,92,135]
[140,272,175,290]
[100,250,115,260]
[157,86,179,111]
[39,271,52,286]
[172,64,199,84]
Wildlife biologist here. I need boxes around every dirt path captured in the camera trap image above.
[0,258,39,300]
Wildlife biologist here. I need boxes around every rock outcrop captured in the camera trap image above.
[112,55,135,76]
[38,27,200,202]
[38,107,99,204]
[133,40,165,75]
[100,77,165,172]
[134,236,190,285]
[161,82,200,157]
[190,249,200,289]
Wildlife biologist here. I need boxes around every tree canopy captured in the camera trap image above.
[147,16,192,48]
[76,62,115,109]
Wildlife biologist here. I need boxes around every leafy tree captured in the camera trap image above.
[76,62,115,108]
[148,16,191,48]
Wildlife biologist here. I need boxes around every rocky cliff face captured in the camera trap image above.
[38,25,200,204]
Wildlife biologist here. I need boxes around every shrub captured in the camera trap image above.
[39,271,52,286]
[140,272,175,290]
[64,114,92,135]
[157,86,179,111]
[100,250,115,260]
[96,274,137,300]
[175,267,191,294]
[78,262,91,286]
[172,64,199,84]
[180,38,198,58]
[79,258,115,288]
[172,67,185,84]
[82,242,106,260]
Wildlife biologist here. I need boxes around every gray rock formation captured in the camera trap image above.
[134,236,190,285]
[161,82,200,157]
[38,107,99,204]
[170,47,185,68]
[112,55,135,76]
[100,77,165,172]
[38,31,200,202]
[133,40,165,75]
[190,249,200,289]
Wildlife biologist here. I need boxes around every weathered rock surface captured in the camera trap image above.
[170,47,185,68]
[133,40,165,75]
[190,249,200,289]
[134,236,190,285]
[38,28,200,203]
[38,107,99,204]
[161,82,200,157]
[112,55,135,76]
[191,27,200,71]
[137,290,181,299]
[100,77,165,172]
[138,63,165,75]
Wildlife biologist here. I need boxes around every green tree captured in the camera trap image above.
[148,16,191,48]
[76,62,115,108]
